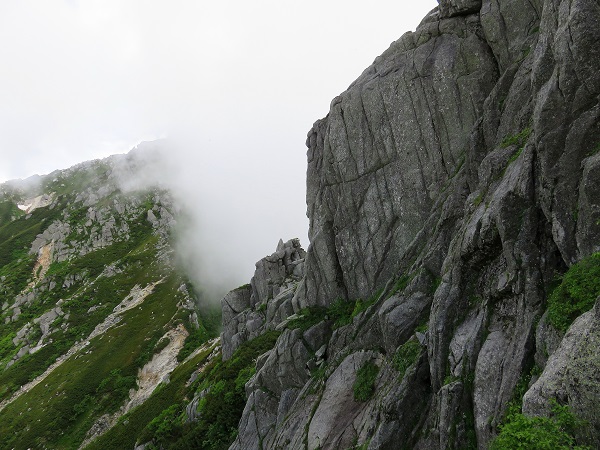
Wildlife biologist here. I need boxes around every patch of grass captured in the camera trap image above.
[393,339,421,379]
[587,142,600,157]
[351,289,382,319]
[507,146,524,165]
[0,200,24,226]
[473,192,484,207]
[0,273,188,449]
[0,203,63,269]
[353,360,379,402]
[443,375,460,386]
[286,300,350,331]
[329,298,356,328]
[547,252,600,332]
[287,289,383,333]
[86,347,213,450]
[178,323,210,363]
[233,283,251,292]
[0,253,36,304]
[165,331,281,450]
[491,401,590,450]
[501,127,532,149]
[287,305,329,331]
[388,274,412,298]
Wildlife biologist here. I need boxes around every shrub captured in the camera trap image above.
[169,331,280,450]
[491,401,589,450]
[329,298,356,328]
[287,306,328,331]
[353,360,379,402]
[547,252,600,332]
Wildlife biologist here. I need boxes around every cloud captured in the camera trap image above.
[0,0,438,294]
[112,138,307,301]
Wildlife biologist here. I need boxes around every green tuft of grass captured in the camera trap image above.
[165,330,281,450]
[287,305,329,331]
[353,360,379,402]
[388,274,412,297]
[393,339,421,380]
[587,142,600,157]
[501,127,532,149]
[507,146,524,165]
[547,252,600,332]
[491,401,590,450]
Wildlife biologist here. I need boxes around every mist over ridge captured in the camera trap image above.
[102,138,308,301]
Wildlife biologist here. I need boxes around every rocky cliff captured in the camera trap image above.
[220,0,600,448]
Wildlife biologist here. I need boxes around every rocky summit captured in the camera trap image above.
[1,0,599,448]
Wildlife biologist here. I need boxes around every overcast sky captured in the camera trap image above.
[0,0,437,285]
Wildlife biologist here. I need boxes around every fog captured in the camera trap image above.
[0,0,437,291]
[113,138,302,298]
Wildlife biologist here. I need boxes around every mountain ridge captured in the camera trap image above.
[0,0,599,448]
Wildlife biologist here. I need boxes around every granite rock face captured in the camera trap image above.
[223,0,600,448]
[221,239,305,360]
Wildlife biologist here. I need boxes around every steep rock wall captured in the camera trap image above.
[224,0,600,448]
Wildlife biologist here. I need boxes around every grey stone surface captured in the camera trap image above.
[439,0,481,18]
[227,0,600,448]
[303,7,498,307]
[221,239,305,360]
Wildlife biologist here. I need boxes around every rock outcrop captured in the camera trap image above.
[223,0,600,448]
[221,238,305,360]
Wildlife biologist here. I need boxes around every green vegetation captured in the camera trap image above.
[287,294,380,333]
[491,401,589,450]
[0,200,24,226]
[233,283,251,292]
[501,127,532,149]
[0,253,36,305]
[329,298,360,328]
[507,147,524,165]
[353,360,379,402]
[0,274,190,449]
[388,274,412,297]
[91,332,280,449]
[490,367,589,449]
[162,331,280,450]
[87,347,213,450]
[0,164,228,449]
[178,324,210,362]
[547,252,600,331]
[0,203,63,269]
[286,305,329,331]
[587,142,600,157]
[393,339,421,379]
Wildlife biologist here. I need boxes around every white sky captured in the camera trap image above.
[0,0,437,284]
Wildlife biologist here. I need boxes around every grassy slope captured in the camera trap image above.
[90,331,281,450]
[0,275,183,450]
[0,163,219,449]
